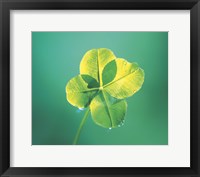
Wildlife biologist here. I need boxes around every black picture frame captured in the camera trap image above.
[0,0,199,176]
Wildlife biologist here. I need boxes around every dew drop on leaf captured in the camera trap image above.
[76,108,85,113]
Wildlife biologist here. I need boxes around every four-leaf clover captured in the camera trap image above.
[66,48,144,143]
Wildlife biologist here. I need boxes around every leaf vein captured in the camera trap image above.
[102,91,113,128]
[103,68,140,88]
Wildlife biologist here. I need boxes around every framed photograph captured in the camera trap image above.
[0,0,199,176]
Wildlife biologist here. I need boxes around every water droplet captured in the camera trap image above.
[76,108,85,113]
[118,120,125,127]
[106,127,112,133]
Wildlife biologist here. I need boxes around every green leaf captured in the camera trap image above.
[66,75,99,108]
[80,48,116,86]
[103,58,145,99]
[102,58,117,85]
[81,75,100,89]
[90,91,127,128]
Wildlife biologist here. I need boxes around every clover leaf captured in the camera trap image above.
[66,48,144,144]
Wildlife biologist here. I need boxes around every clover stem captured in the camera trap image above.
[73,108,90,145]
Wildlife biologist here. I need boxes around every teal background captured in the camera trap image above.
[32,32,168,145]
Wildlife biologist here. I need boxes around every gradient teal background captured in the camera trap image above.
[32,32,168,145]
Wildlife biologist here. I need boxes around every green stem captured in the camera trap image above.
[73,108,90,145]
